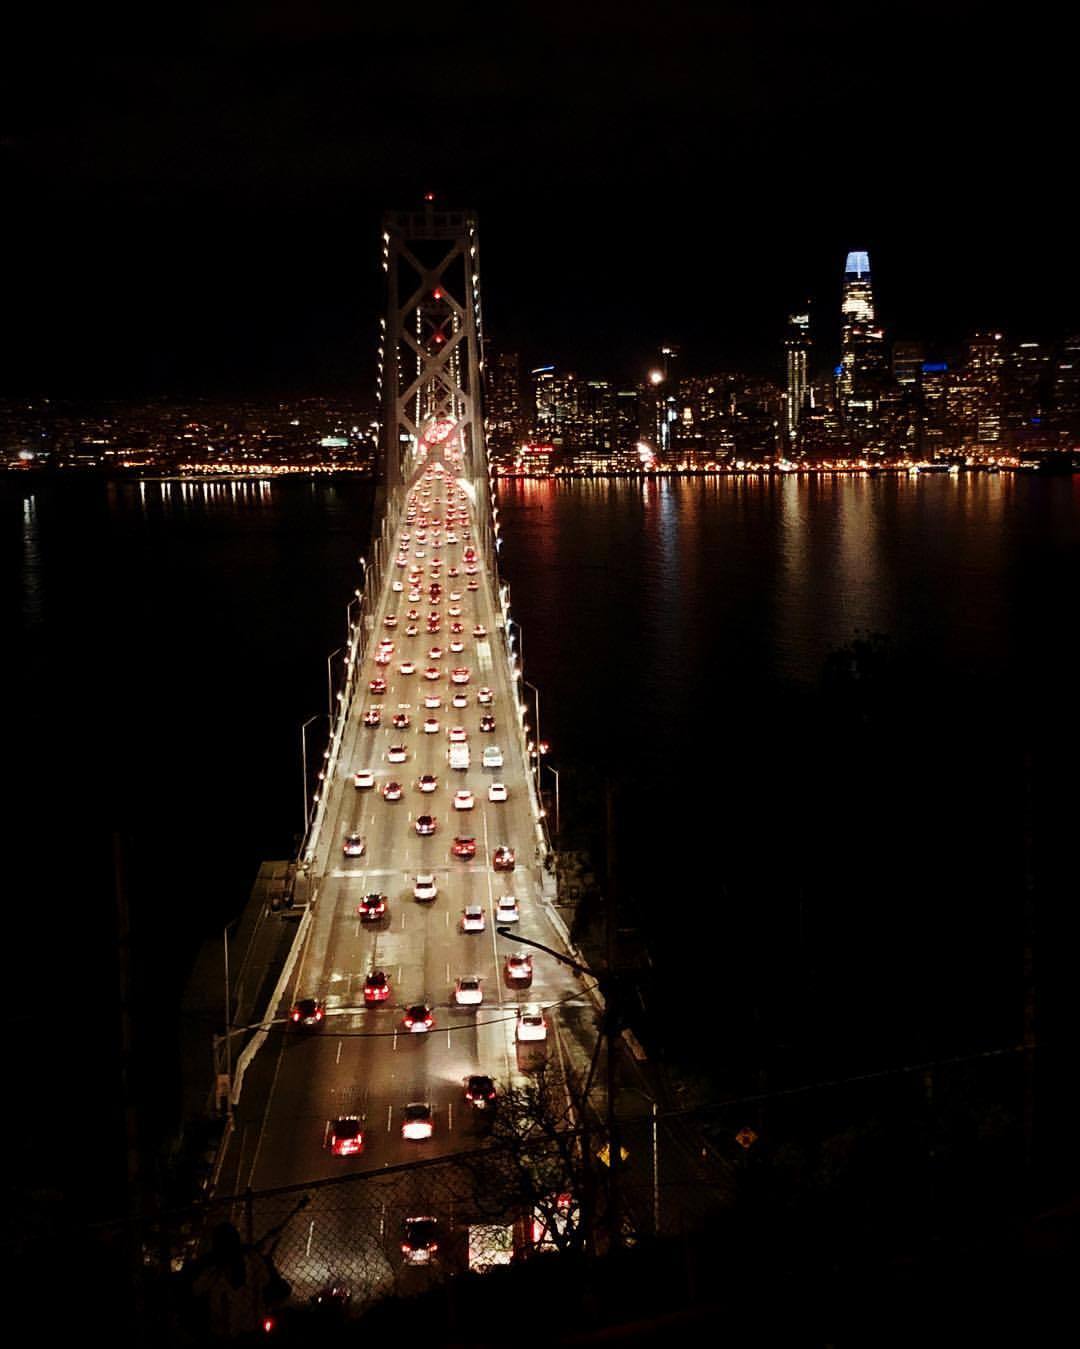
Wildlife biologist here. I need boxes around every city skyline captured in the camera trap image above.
[3,6,1077,396]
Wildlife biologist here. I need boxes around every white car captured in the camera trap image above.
[424,693,442,709]
[448,726,468,743]
[409,590,422,602]
[516,1004,548,1042]
[477,687,493,705]
[452,692,468,709]
[449,590,462,602]
[414,873,437,901]
[454,975,483,1006]
[449,640,464,653]
[453,789,474,810]
[461,906,485,932]
[488,782,508,802]
[342,832,366,858]
[401,1102,434,1140]
[387,745,408,763]
[450,668,471,685]
[392,579,404,592]
[482,746,503,769]
[423,717,439,734]
[354,769,375,790]
[496,895,519,923]
[399,661,416,675]
[447,605,462,617]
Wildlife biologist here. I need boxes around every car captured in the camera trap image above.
[328,1116,364,1156]
[450,667,470,685]
[477,687,493,704]
[452,691,468,708]
[417,775,438,796]
[424,667,441,681]
[516,1004,548,1042]
[448,566,460,577]
[453,789,474,810]
[403,1003,434,1033]
[405,623,419,637]
[449,591,462,603]
[479,714,495,732]
[354,769,375,790]
[401,1102,434,1140]
[447,604,462,618]
[467,579,479,591]
[461,905,485,932]
[492,846,515,871]
[408,589,422,601]
[369,677,387,695]
[496,895,520,923]
[450,621,464,634]
[452,836,477,859]
[447,640,462,653]
[463,546,476,562]
[414,872,437,901]
[400,1215,439,1265]
[428,646,443,660]
[387,744,408,764]
[424,693,441,709]
[395,555,408,568]
[398,661,416,676]
[363,969,391,1002]
[464,1074,497,1109]
[473,624,487,638]
[415,815,437,836]
[384,615,398,628]
[343,832,366,857]
[363,707,382,726]
[358,892,388,921]
[488,782,508,802]
[392,710,410,729]
[407,608,420,620]
[482,746,504,769]
[448,726,468,743]
[382,780,403,801]
[454,975,483,1006]
[374,647,392,666]
[392,580,404,592]
[291,997,325,1028]
[504,953,533,987]
[423,717,440,736]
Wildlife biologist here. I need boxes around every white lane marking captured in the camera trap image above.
[393,1028,398,1051]
[305,1220,315,1258]
[336,1039,343,1065]
[401,913,407,931]
[448,1101,454,1133]
[445,910,449,927]
[387,1104,393,1132]
[446,961,450,984]
[446,1028,452,1049]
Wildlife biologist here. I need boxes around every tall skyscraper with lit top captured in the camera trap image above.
[785,309,811,450]
[838,249,888,439]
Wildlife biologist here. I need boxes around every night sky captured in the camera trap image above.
[3,2,1074,395]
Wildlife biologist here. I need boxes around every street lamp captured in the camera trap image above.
[618,1085,660,1236]
[507,616,523,669]
[327,647,344,720]
[546,761,561,839]
[300,714,320,839]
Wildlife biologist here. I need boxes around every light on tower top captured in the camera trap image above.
[845,250,870,277]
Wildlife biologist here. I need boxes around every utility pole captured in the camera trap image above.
[605,781,623,1248]
[114,833,144,1339]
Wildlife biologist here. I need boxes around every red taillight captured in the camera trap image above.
[263,1316,276,1333]
[424,1016,433,1026]
[315,1009,323,1020]
[291,1011,300,1022]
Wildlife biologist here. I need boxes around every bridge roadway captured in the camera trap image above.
[220,463,598,1196]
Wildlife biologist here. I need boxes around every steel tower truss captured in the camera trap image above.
[377,202,489,525]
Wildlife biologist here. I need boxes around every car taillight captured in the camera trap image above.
[315,1009,323,1020]
[291,1011,300,1021]
[424,1016,433,1026]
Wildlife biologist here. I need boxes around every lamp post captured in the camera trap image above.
[327,646,344,721]
[546,762,561,840]
[507,617,523,670]
[618,1085,660,1236]
[523,678,542,800]
[300,714,319,839]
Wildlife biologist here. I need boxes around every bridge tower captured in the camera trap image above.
[377,198,492,554]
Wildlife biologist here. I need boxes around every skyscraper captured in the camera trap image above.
[838,249,888,438]
[785,309,811,449]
